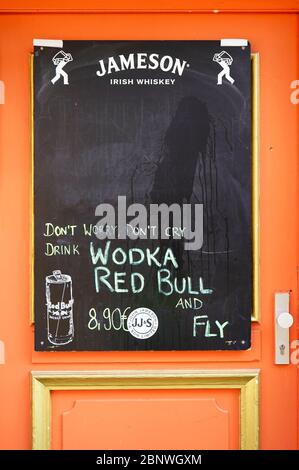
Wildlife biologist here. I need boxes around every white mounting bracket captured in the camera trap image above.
[275,292,293,364]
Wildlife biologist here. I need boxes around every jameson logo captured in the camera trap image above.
[94,196,203,251]
[96,52,189,77]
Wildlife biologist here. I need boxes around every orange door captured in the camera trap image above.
[0,1,298,450]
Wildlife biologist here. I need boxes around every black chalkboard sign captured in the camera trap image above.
[33,40,252,351]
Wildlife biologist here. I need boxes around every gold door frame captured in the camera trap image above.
[32,369,259,450]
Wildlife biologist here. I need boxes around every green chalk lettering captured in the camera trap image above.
[112,248,126,265]
[157,269,173,296]
[193,315,208,337]
[131,272,144,293]
[128,248,145,265]
[114,272,128,293]
[90,241,111,265]
[94,266,113,293]
[215,320,229,338]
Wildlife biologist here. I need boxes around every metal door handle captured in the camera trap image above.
[277,312,293,329]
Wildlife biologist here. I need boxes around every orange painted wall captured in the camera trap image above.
[0,1,298,450]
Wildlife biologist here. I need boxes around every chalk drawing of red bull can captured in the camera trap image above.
[46,270,74,346]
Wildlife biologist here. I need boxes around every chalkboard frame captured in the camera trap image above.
[251,52,260,323]
[29,48,260,327]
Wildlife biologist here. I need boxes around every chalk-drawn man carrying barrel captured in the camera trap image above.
[51,50,73,85]
[213,50,235,85]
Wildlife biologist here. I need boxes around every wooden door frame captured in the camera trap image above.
[0,1,299,14]
[32,369,260,450]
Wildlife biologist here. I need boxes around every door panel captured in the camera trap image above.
[0,1,298,450]
[52,389,239,450]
